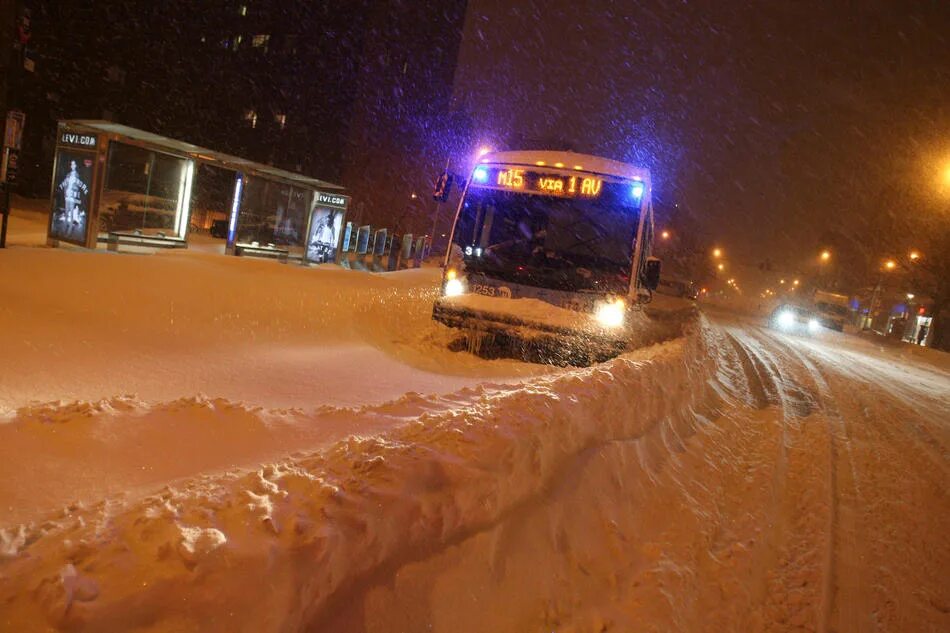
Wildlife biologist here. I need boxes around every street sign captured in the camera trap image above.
[4,111,26,150]
[1,148,20,183]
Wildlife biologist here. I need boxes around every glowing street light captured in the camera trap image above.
[820,250,831,262]
[717,263,725,271]
[661,230,670,240]
[884,259,897,270]
[909,251,921,261]
[779,279,786,284]
[906,293,915,300]
[712,248,722,258]
[476,146,492,160]
[793,279,800,286]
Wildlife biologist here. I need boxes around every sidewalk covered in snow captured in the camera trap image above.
[46,120,349,262]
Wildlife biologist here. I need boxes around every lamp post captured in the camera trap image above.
[817,249,832,288]
[868,260,897,329]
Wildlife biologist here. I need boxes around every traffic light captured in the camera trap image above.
[432,171,453,202]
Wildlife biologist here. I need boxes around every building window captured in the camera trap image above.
[252,34,270,49]
[275,114,287,130]
[244,110,258,128]
[239,4,247,16]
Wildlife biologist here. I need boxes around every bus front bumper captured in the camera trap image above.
[432,298,629,360]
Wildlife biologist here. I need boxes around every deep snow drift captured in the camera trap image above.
[1,201,948,632]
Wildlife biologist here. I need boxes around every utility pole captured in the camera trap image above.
[0,1,14,248]
[1,0,27,248]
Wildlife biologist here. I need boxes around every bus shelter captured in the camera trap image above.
[47,120,349,262]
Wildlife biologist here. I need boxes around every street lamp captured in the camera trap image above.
[820,250,831,262]
[869,258,899,324]
[717,263,725,271]
[712,248,722,258]
[909,250,921,261]
[661,230,670,240]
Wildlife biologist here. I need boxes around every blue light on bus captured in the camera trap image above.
[473,167,489,183]
[631,182,644,199]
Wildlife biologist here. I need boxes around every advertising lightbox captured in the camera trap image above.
[305,205,343,263]
[49,149,95,246]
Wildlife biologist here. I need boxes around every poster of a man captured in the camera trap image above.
[306,206,342,263]
[50,152,92,244]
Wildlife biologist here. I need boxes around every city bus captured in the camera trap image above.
[432,150,660,364]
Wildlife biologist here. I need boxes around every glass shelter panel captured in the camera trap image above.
[101,142,192,235]
[236,178,310,248]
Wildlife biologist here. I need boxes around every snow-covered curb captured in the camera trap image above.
[0,317,719,631]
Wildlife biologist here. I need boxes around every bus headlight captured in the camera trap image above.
[444,270,465,297]
[807,318,821,333]
[595,298,626,328]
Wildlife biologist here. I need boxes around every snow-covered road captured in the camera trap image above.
[0,204,947,632]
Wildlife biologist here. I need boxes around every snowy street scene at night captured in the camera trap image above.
[1,1,949,632]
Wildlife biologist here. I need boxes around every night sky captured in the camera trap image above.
[452,0,950,269]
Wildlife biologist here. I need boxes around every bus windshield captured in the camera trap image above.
[452,183,641,294]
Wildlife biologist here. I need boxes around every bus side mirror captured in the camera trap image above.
[645,258,661,291]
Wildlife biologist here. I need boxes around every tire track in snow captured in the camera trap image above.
[794,337,949,476]
[771,332,950,631]
[744,327,862,633]
[722,325,835,632]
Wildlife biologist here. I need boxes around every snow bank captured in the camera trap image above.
[0,315,716,631]
[440,293,597,331]
[0,227,546,416]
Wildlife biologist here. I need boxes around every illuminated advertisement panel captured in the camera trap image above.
[304,190,349,264]
[305,205,343,263]
[49,149,95,246]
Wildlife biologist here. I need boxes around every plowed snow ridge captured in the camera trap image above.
[2,315,947,632]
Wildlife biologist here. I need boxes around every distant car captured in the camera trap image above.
[769,304,822,335]
[210,219,228,238]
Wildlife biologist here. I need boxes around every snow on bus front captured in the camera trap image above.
[432,153,651,361]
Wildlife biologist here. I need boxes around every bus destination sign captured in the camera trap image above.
[475,167,604,199]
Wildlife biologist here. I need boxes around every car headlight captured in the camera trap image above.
[595,298,626,328]
[777,310,796,329]
[444,269,466,297]
[807,318,821,332]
